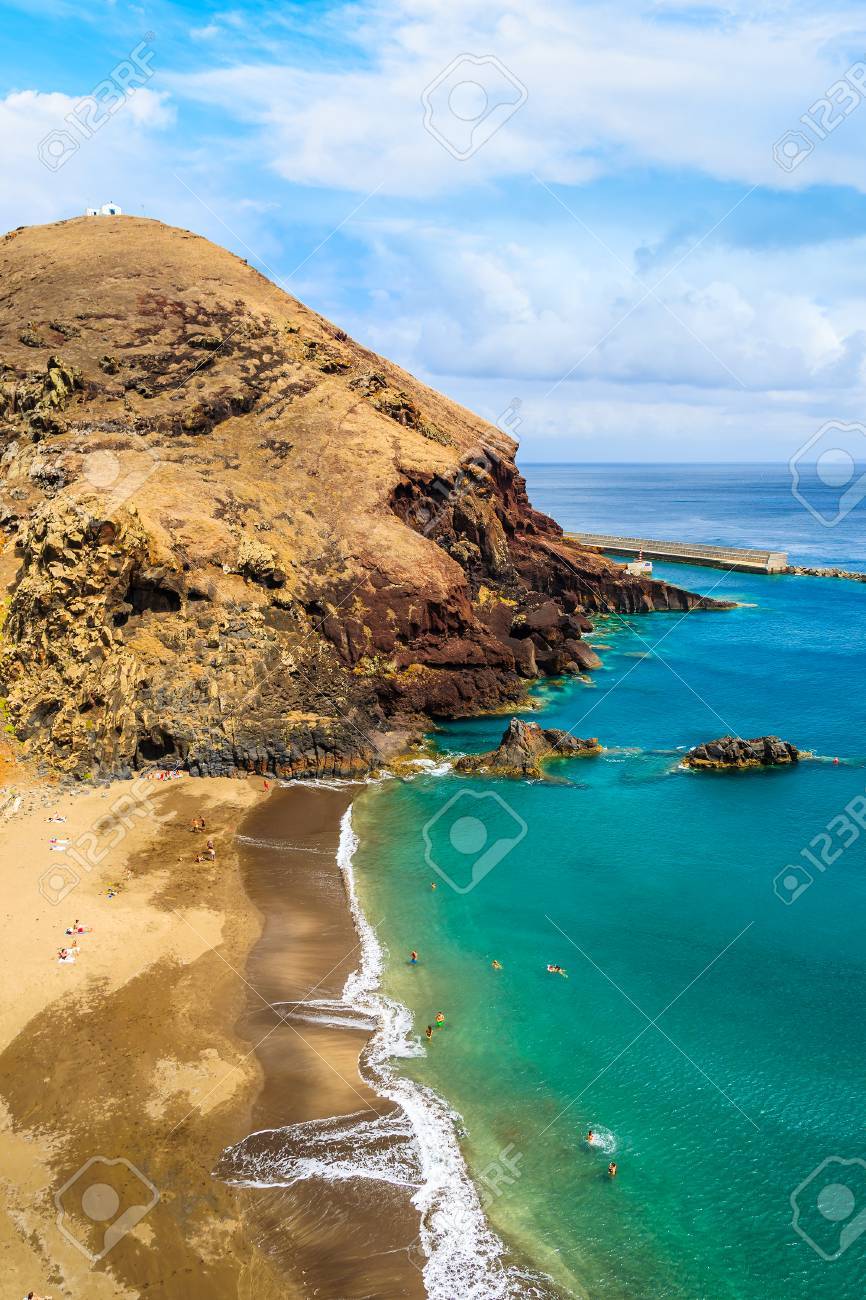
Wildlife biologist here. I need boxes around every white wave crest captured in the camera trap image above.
[336,807,553,1300]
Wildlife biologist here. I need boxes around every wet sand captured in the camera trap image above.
[224,783,426,1298]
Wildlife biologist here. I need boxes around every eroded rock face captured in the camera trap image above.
[0,216,727,778]
[684,735,800,769]
[455,717,601,779]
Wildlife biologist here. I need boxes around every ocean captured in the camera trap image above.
[347,464,866,1297]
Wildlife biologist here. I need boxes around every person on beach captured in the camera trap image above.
[608,1162,617,1177]
[263,779,270,791]
[425,1025,433,1040]
[409,950,418,964]
[205,839,216,861]
[435,1011,445,1027]
[191,815,205,833]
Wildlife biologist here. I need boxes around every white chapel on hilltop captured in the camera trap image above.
[85,202,123,217]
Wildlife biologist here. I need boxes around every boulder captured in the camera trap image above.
[565,639,602,670]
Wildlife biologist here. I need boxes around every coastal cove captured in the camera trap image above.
[337,467,866,1297]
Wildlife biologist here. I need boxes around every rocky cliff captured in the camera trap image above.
[0,216,723,778]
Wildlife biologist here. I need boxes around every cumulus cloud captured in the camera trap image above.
[340,221,866,393]
[5,0,865,460]
[0,87,174,229]
[171,0,866,197]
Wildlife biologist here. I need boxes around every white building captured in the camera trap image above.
[85,203,123,216]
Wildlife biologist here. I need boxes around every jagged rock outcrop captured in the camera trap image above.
[455,717,601,778]
[684,735,800,770]
[0,216,727,778]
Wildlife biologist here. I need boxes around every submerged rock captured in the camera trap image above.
[455,717,601,779]
[684,735,800,770]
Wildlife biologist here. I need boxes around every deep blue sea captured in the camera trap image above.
[520,462,866,570]
[350,465,866,1298]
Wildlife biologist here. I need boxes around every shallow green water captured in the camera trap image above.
[352,559,866,1298]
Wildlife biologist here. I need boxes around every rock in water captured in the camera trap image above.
[684,735,800,769]
[0,216,725,779]
[455,717,601,779]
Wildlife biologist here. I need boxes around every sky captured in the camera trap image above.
[3,0,866,462]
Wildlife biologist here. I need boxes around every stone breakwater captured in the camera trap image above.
[785,566,866,583]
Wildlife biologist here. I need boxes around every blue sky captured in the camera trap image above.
[3,0,866,461]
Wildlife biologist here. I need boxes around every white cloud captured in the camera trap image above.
[171,0,866,196]
[0,88,175,230]
[339,221,866,393]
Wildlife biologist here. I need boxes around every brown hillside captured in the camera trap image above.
[0,216,718,777]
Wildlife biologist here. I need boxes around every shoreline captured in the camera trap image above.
[219,779,428,1298]
[335,800,559,1300]
[222,781,560,1299]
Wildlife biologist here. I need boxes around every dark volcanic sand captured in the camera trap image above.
[224,784,426,1298]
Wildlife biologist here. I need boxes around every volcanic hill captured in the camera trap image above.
[0,216,719,778]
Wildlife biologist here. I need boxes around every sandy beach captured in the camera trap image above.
[0,771,426,1299]
[0,771,284,1297]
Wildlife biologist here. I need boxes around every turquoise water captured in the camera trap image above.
[351,467,866,1297]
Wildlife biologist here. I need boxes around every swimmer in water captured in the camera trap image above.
[547,964,568,977]
[608,1162,617,1177]
[586,1129,594,1144]
[435,1012,445,1027]
[431,881,437,890]
[409,950,418,964]
[492,959,503,970]
[425,1025,433,1040]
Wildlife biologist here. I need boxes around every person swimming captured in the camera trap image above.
[586,1129,594,1144]
[547,964,568,977]
[425,1024,433,1040]
[435,1012,445,1027]
[608,1161,617,1177]
[409,950,418,964]
[492,959,502,970]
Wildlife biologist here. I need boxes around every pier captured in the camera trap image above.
[565,532,788,574]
